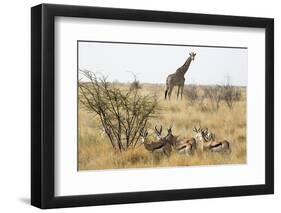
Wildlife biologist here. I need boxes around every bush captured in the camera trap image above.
[79,70,158,152]
[202,86,223,111]
[184,86,199,105]
[221,85,241,109]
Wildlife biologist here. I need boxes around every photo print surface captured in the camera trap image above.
[78,41,247,171]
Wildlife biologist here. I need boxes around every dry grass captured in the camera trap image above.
[78,84,246,170]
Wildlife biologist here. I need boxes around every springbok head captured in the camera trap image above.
[139,129,148,144]
[166,125,178,146]
[203,129,215,142]
[193,126,213,143]
[201,128,215,143]
[167,125,173,135]
[193,126,204,142]
[189,52,197,61]
[193,126,201,133]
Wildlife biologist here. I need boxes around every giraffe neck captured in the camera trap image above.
[177,57,192,76]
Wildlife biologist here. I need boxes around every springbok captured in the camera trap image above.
[193,127,231,153]
[139,129,172,157]
[155,126,196,155]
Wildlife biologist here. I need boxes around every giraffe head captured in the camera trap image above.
[189,52,196,61]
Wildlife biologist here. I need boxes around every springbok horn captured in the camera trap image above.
[193,126,198,132]
[155,125,162,136]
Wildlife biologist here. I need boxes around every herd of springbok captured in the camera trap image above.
[140,126,231,157]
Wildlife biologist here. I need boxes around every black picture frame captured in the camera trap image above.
[31,3,274,209]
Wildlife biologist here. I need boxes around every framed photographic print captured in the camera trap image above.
[31,3,274,209]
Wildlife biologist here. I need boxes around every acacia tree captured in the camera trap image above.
[79,70,158,152]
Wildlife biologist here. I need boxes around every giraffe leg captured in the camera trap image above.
[164,86,169,100]
[180,85,184,100]
[168,85,174,100]
[177,86,180,99]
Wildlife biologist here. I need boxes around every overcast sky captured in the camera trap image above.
[78,41,248,86]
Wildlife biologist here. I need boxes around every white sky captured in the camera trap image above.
[78,41,248,86]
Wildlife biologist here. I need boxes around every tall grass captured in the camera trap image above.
[79,84,246,170]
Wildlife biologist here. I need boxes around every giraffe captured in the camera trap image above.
[164,52,196,100]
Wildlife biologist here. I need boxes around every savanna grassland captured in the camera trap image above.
[78,83,246,171]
